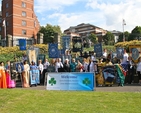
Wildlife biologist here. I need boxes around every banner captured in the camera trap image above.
[48,43,59,58]
[46,72,95,91]
[37,54,46,64]
[94,43,102,57]
[72,37,83,52]
[19,39,26,50]
[116,48,124,59]
[62,36,70,49]
[132,48,139,61]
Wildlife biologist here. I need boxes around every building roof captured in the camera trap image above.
[64,23,106,32]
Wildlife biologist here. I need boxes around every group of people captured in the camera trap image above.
[1,48,141,89]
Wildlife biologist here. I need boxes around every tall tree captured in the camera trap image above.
[39,24,62,43]
[118,31,130,42]
[103,32,115,45]
[128,26,141,41]
[88,33,98,44]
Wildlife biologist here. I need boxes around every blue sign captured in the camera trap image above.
[94,43,102,57]
[48,43,59,58]
[46,72,95,91]
[132,48,139,60]
[19,39,26,50]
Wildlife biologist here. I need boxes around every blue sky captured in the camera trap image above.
[0,0,140,33]
[34,0,141,33]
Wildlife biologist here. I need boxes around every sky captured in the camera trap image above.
[1,0,141,33]
[34,0,141,33]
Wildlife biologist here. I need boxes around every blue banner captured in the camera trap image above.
[132,48,139,61]
[94,43,102,57]
[62,36,70,49]
[48,43,59,58]
[19,39,26,50]
[30,70,40,85]
[116,47,124,59]
[46,72,95,91]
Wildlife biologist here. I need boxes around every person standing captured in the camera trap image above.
[83,58,88,72]
[55,58,64,72]
[70,58,77,72]
[0,62,7,88]
[38,60,44,85]
[76,60,83,72]
[22,60,30,88]
[42,59,50,84]
[136,57,141,85]
[87,59,95,72]
[63,59,70,72]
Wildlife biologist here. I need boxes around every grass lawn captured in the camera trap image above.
[0,89,141,113]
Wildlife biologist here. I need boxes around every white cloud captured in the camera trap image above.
[35,0,81,13]
[86,0,141,32]
[36,0,141,33]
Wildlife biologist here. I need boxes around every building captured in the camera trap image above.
[64,23,107,42]
[109,30,122,43]
[0,0,40,46]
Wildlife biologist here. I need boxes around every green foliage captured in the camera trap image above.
[39,24,62,44]
[88,33,98,44]
[0,89,141,113]
[128,26,141,41]
[118,31,130,42]
[103,32,115,45]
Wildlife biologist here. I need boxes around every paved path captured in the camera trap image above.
[19,84,141,92]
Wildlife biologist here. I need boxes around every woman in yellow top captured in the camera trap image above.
[0,62,7,88]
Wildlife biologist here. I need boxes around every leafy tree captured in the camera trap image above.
[88,33,98,44]
[39,24,62,44]
[128,26,141,41]
[103,32,115,45]
[118,31,130,42]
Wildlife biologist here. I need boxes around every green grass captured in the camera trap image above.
[0,89,141,113]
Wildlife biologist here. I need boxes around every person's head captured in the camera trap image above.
[45,59,48,62]
[65,59,69,64]
[38,60,42,64]
[0,62,4,66]
[24,60,27,65]
[138,57,141,62]
[103,49,107,52]
[6,60,10,65]
[124,49,127,53]
[72,58,75,63]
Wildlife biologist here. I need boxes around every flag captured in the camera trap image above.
[48,43,59,58]
[19,39,26,50]
[123,19,126,25]
[115,64,125,85]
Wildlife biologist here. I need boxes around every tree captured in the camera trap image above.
[39,24,62,44]
[128,26,141,41]
[118,31,130,42]
[103,32,115,45]
[88,33,98,44]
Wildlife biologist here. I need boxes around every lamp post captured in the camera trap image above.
[122,19,126,41]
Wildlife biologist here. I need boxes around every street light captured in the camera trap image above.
[122,19,126,41]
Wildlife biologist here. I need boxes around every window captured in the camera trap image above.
[22,11,26,17]
[0,27,1,31]
[22,20,26,26]
[6,3,9,8]
[0,18,2,23]
[22,2,26,8]
[6,21,9,26]
[6,12,9,17]
[22,30,26,35]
